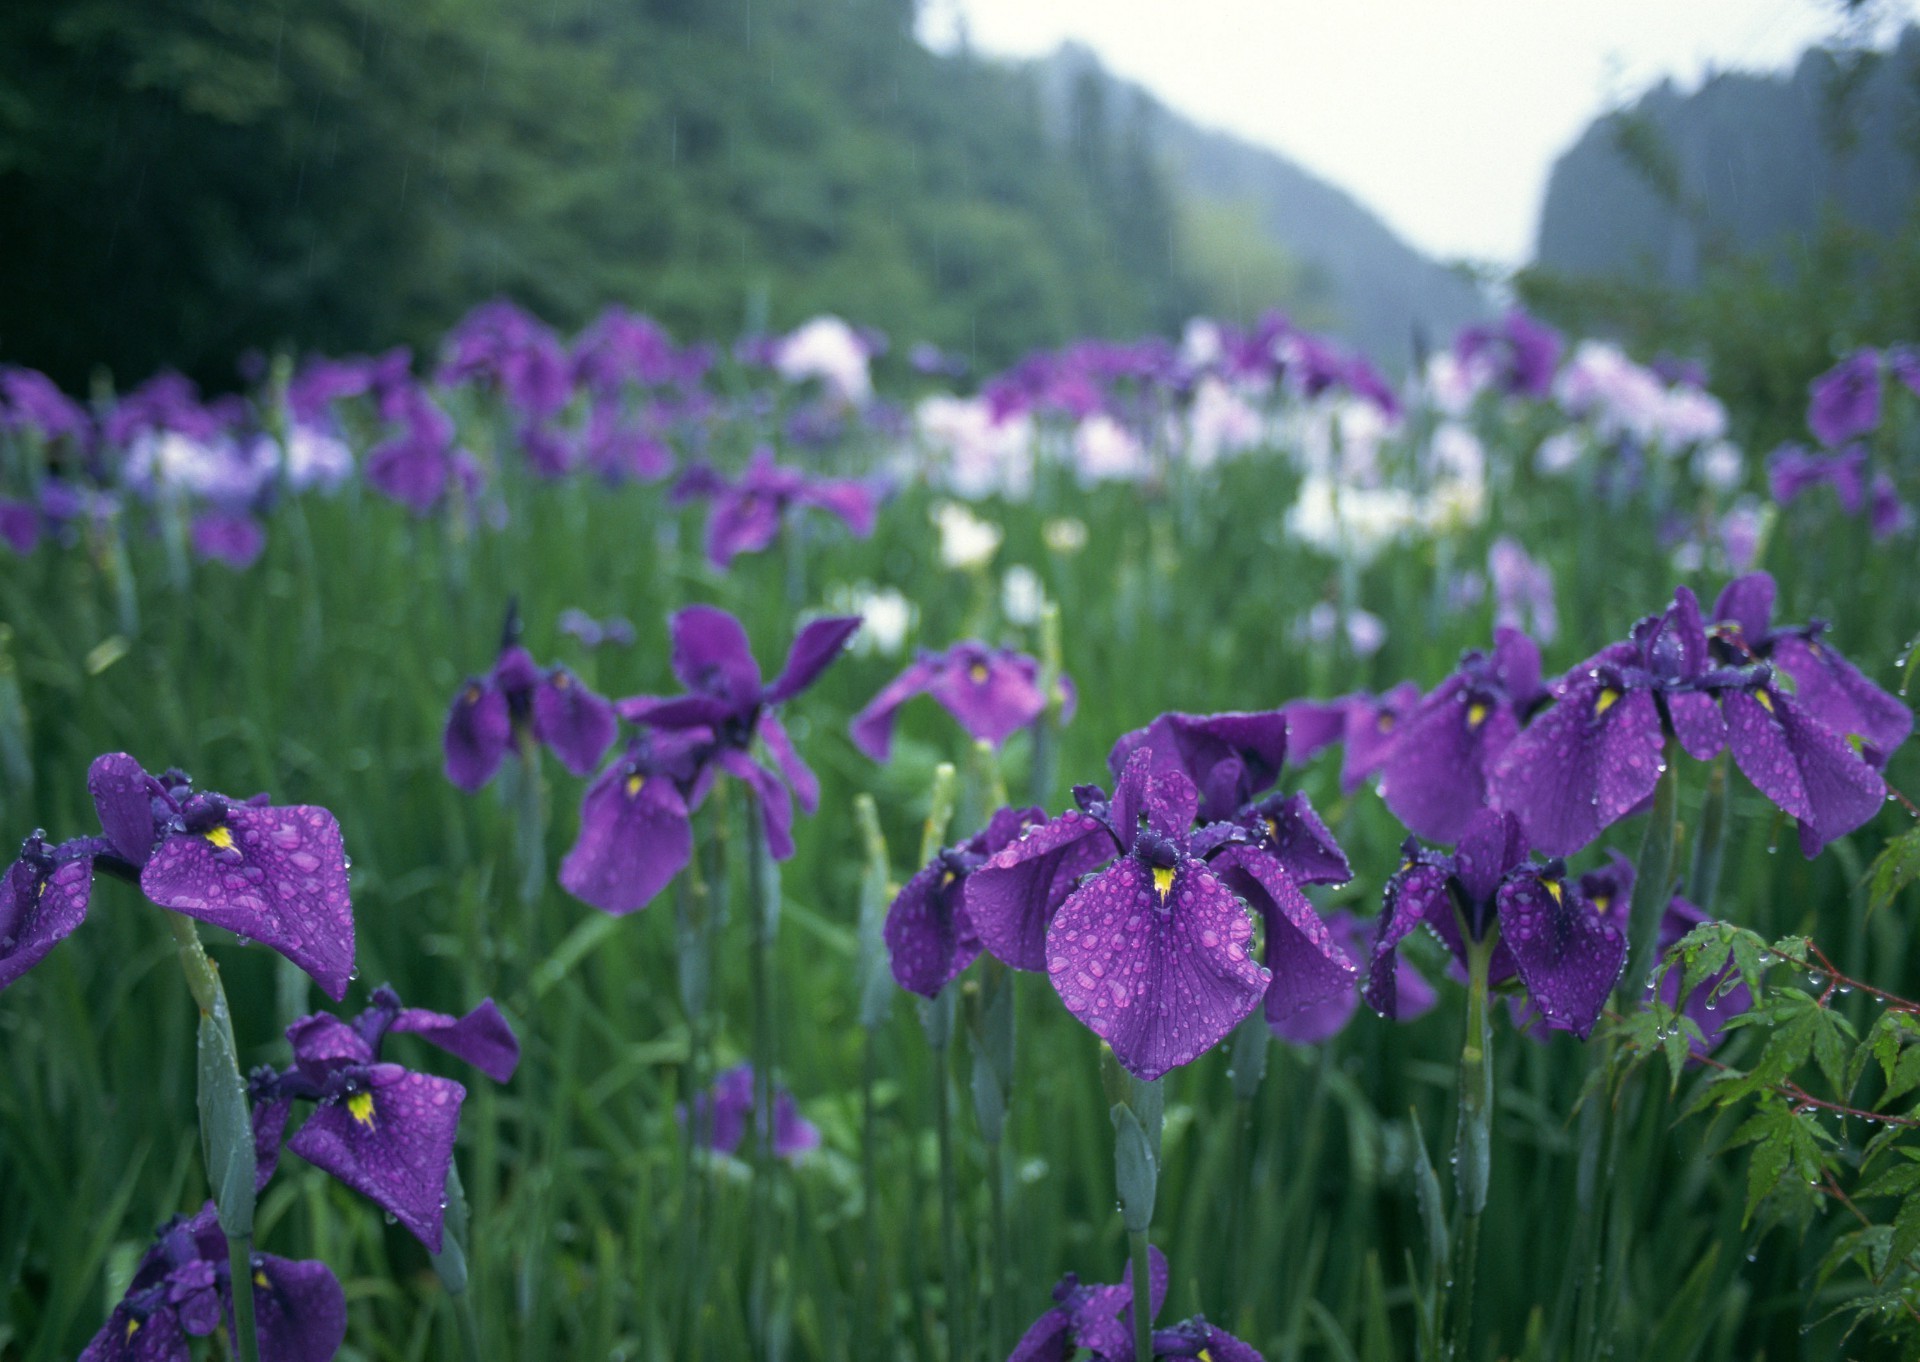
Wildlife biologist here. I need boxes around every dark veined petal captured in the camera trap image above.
[286,1011,377,1072]
[1108,709,1291,822]
[0,849,92,992]
[1045,857,1268,1082]
[1363,861,1449,1019]
[1107,748,1153,851]
[848,656,938,761]
[1377,678,1521,843]
[1249,793,1351,886]
[668,604,762,703]
[1152,1317,1267,1362]
[1070,1244,1170,1355]
[1489,679,1663,857]
[558,760,694,914]
[1006,1307,1073,1362]
[443,679,511,793]
[1282,699,1349,765]
[884,859,983,998]
[925,648,1047,748]
[531,669,617,777]
[1210,845,1357,1033]
[1711,572,1775,641]
[81,1302,187,1361]
[615,692,735,730]
[140,805,356,1001]
[1451,809,1526,908]
[1724,685,1887,856]
[249,1254,349,1362]
[1495,875,1625,1039]
[88,752,158,866]
[1141,766,1201,840]
[390,999,521,1084]
[288,1065,464,1251]
[1664,690,1727,761]
[965,808,1114,970]
[757,712,820,814]
[1769,634,1913,760]
[1340,682,1422,793]
[764,615,862,704]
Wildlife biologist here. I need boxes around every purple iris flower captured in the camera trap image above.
[968,749,1352,1081]
[579,399,674,483]
[444,634,618,791]
[570,306,705,393]
[680,1063,821,1161]
[438,299,572,420]
[1270,908,1437,1045]
[1870,472,1913,540]
[1105,709,1291,825]
[560,607,860,912]
[1769,443,1866,512]
[249,987,518,1252]
[852,643,1072,762]
[190,510,266,570]
[1456,310,1563,399]
[1333,683,1424,794]
[1488,587,1769,857]
[1488,536,1557,644]
[1375,629,1548,843]
[670,447,879,570]
[80,1202,345,1362]
[1009,1245,1167,1362]
[11,754,358,1000]
[366,386,482,516]
[0,366,92,448]
[0,498,40,555]
[1807,349,1882,447]
[884,805,1045,997]
[1366,810,1626,1039]
[1150,1318,1266,1361]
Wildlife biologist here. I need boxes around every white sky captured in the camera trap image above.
[919,1,1908,267]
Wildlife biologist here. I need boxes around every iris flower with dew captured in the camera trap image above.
[851,642,1072,762]
[1365,810,1625,1040]
[248,987,519,1252]
[80,1204,345,1362]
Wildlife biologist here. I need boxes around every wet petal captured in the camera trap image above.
[287,1065,463,1251]
[1495,875,1625,1039]
[443,680,511,793]
[141,805,356,1000]
[0,849,92,992]
[1770,634,1913,760]
[1211,845,1356,1033]
[1340,682,1422,793]
[558,759,694,914]
[926,647,1047,748]
[1006,1306,1073,1362]
[1490,680,1662,857]
[1363,862,1449,1018]
[1108,710,1290,823]
[531,669,617,777]
[1724,685,1887,855]
[1664,690,1727,761]
[1248,792,1351,886]
[1045,857,1268,1081]
[391,999,521,1084]
[1711,572,1775,640]
[250,1254,349,1362]
[669,604,762,702]
[848,656,938,761]
[88,753,158,866]
[1377,679,1520,843]
[965,808,1114,970]
[884,860,982,997]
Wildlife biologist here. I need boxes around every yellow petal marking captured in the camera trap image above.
[347,1091,376,1128]
[1755,690,1774,713]
[969,663,990,684]
[1467,702,1489,729]
[1545,880,1563,905]
[204,826,236,851]
[1151,866,1176,902]
[254,1270,270,1289]
[625,772,646,797]
[1592,894,1611,915]
[1594,688,1620,717]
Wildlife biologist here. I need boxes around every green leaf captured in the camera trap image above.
[1888,1194,1920,1272]
[1864,825,1920,918]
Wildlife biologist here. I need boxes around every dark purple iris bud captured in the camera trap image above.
[601,606,861,870]
[250,990,516,1252]
[189,510,266,570]
[679,1063,821,1161]
[1456,309,1563,399]
[1375,628,1548,843]
[77,753,357,999]
[1271,909,1437,1045]
[1337,682,1424,794]
[366,386,480,516]
[1106,709,1291,824]
[1711,572,1912,765]
[851,642,1069,762]
[1769,442,1867,513]
[1150,1317,1267,1361]
[1365,810,1626,1040]
[81,1202,346,1362]
[1008,1245,1168,1362]
[443,633,618,791]
[669,446,879,570]
[0,833,96,991]
[884,806,1045,997]
[1488,587,1766,857]
[1807,348,1882,447]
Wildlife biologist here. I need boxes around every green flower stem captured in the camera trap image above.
[1101,1050,1162,1362]
[1687,752,1730,912]
[1449,932,1495,1360]
[852,794,895,1361]
[922,988,970,1362]
[1623,746,1681,1002]
[744,790,782,1351]
[165,914,260,1362]
[1129,1228,1154,1362]
[678,800,729,1361]
[429,1160,484,1362]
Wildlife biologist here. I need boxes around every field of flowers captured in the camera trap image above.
[2,303,1918,1361]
